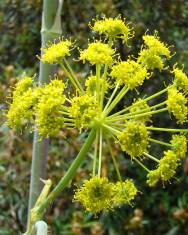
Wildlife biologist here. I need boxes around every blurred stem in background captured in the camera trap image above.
[28,0,63,215]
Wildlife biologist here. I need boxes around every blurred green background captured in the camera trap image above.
[0,0,188,234]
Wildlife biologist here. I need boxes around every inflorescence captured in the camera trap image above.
[7,16,188,214]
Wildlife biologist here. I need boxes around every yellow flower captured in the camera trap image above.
[7,77,36,129]
[147,169,160,187]
[113,180,138,206]
[69,94,100,129]
[35,80,66,137]
[40,39,72,64]
[173,67,188,94]
[74,176,115,214]
[129,98,151,123]
[147,150,179,186]
[137,34,171,70]
[92,17,132,42]
[79,42,115,65]
[143,35,171,58]
[110,60,150,89]
[137,49,165,70]
[118,121,150,158]
[171,134,187,159]
[167,87,188,124]
[85,75,109,96]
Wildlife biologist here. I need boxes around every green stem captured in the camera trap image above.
[102,123,121,135]
[107,139,122,181]
[59,61,82,93]
[96,64,101,104]
[36,128,96,215]
[28,0,63,214]
[103,86,129,116]
[134,158,150,172]
[92,131,99,176]
[149,138,172,147]
[147,127,188,132]
[109,86,171,118]
[108,100,167,120]
[108,107,168,122]
[98,129,103,176]
[63,58,84,93]
[144,152,160,163]
[103,83,119,112]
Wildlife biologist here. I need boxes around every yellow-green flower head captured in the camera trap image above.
[92,17,132,42]
[69,94,100,129]
[147,150,179,186]
[147,169,160,187]
[137,35,171,70]
[158,150,179,182]
[35,80,66,137]
[118,121,150,158]
[137,49,165,70]
[85,75,109,96]
[142,35,171,58]
[7,89,35,129]
[79,42,115,65]
[7,77,35,129]
[170,134,187,159]
[113,180,138,206]
[110,60,150,90]
[13,76,33,96]
[167,87,188,124]
[173,67,188,94]
[74,176,115,214]
[129,98,151,123]
[41,39,72,64]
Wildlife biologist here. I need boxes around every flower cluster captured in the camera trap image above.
[138,34,171,70]
[7,16,188,217]
[41,39,72,64]
[167,87,188,124]
[147,150,179,186]
[7,76,36,129]
[79,42,115,65]
[74,176,137,214]
[34,80,66,137]
[91,17,132,42]
[69,95,100,129]
[8,77,66,137]
[173,67,188,94]
[118,121,150,158]
[110,60,151,89]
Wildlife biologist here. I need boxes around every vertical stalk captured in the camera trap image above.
[28,0,63,212]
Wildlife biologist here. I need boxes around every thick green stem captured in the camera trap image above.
[36,128,96,215]
[28,0,63,214]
